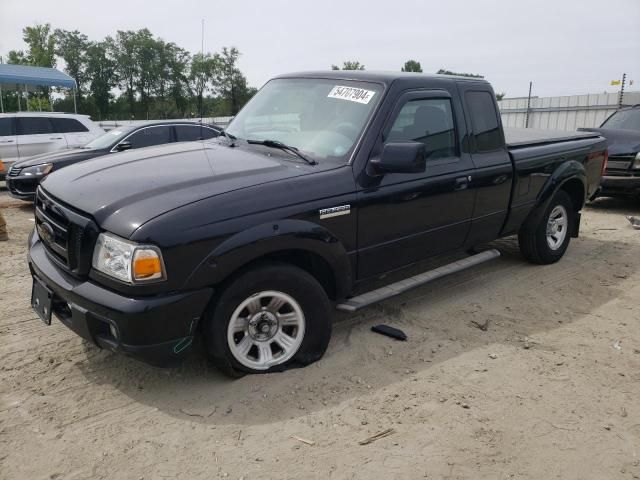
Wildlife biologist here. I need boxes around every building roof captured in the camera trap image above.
[0,64,76,89]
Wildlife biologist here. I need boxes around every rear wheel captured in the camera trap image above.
[518,190,575,264]
[204,263,332,377]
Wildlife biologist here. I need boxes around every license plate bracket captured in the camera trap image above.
[31,278,53,325]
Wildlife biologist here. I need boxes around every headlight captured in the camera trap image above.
[633,152,640,170]
[21,163,53,176]
[92,232,166,284]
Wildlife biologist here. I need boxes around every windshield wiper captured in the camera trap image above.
[247,139,317,165]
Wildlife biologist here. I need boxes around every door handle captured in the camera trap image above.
[49,137,63,140]
[454,176,472,190]
[0,140,14,143]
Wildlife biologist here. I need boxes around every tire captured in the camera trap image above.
[518,190,574,265]
[204,263,332,377]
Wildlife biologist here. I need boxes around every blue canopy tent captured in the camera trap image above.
[0,64,78,113]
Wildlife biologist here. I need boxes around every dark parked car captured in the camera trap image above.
[580,105,640,198]
[28,71,606,377]
[6,121,220,200]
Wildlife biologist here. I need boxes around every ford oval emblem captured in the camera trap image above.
[38,222,55,245]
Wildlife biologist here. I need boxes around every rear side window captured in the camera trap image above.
[51,118,89,133]
[17,117,54,135]
[0,118,15,136]
[175,125,220,142]
[386,98,457,161]
[465,91,503,152]
[126,126,173,149]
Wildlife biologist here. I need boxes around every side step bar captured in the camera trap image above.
[336,249,501,312]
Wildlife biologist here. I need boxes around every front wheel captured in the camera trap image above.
[518,190,575,264]
[204,263,332,376]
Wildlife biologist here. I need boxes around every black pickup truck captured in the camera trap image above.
[28,71,607,376]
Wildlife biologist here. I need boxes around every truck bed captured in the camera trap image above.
[505,127,601,149]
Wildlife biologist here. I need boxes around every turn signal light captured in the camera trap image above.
[132,249,163,281]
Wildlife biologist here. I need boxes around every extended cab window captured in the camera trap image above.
[51,118,89,133]
[175,125,219,142]
[0,118,15,136]
[127,126,172,149]
[465,91,503,152]
[17,117,54,135]
[387,98,456,161]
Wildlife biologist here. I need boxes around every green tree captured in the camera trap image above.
[154,42,191,117]
[436,68,484,78]
[22,24,57,67]
[6,50,28,65]
[4,24,258,119]
[495,92,506,101]
[331,61,365,70]
[214,47,253,115]
[54,29,89,98]
[85,41,117,118]
[8,24,57,107]
[108,30,140,116]
[133,30,161,117]
[401,60,422,72]
[190,52,218,116]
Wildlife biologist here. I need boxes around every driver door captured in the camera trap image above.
[356,89,476,279]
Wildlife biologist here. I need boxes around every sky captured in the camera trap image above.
[1,0,639,98]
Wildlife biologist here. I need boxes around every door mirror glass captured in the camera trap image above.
[116,141,132,152]
[371,142,426,174]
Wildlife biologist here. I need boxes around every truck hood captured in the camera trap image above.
[40,141,315,238]
[14,148,109,169]
[578,128,640,156]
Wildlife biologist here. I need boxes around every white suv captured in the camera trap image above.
[0,113,104,180]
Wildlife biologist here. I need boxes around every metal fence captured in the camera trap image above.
[498,91,640,131]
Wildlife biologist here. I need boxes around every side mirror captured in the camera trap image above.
[370,142,426,174]
[116,141,132,152]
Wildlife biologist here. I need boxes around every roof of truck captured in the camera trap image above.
[275,70,491,85]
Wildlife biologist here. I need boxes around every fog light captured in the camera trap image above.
[109,324,119,340]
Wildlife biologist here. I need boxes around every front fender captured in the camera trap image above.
[183,219,353,298]
[522,160,586,232]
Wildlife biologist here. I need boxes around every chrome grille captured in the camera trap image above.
[8,166,21,177]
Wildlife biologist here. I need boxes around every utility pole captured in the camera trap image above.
[525,81,533,128]
[0,55,4,113]
[618,73,626,108]
[200,18,205,120]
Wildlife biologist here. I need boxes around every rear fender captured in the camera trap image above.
[183,219,353,298]
[521,160,586,234]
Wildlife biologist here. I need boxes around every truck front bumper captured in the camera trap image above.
[28,233,214,367]
[599,175,640,197]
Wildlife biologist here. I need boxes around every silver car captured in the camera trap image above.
[0,112,104,180]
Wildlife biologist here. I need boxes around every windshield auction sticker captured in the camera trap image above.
[327,86,376,104]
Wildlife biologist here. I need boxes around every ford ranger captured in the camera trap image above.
[27,71,607,376]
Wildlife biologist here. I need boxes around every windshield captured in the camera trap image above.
[83,127,134,149]
[601,109,640,131]
[225,78,383,163]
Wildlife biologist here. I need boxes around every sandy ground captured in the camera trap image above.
[1,185,640,480]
